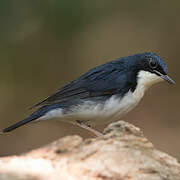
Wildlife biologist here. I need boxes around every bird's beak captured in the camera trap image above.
[153,70,175,85]
[160,74,175,85]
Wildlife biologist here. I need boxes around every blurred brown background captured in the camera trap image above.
[0,0,179,158]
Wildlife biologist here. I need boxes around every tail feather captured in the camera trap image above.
[2,114,40,133]
[2,106,50,133]
[2,104,62,134]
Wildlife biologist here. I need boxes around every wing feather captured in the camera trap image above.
[30,61,133,108]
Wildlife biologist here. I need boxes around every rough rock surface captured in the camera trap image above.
[0,121,180,180]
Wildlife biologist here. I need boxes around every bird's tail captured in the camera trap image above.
[1,105,52,134]
[2,112,41,133]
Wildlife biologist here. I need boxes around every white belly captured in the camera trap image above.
[63,90,144,125]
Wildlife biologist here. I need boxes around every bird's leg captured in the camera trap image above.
[76,120,103,137]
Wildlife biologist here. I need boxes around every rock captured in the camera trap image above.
[0,121,180,180]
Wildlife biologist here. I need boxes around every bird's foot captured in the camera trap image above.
[76,120,103,137]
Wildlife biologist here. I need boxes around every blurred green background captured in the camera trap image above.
[0,0,179,158]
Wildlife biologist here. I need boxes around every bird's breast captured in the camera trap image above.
[65,90,144,125]
[101,90,143,123]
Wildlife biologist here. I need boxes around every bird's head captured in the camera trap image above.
[127,52,175,90]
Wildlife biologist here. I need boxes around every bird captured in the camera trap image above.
[1,52,175,136]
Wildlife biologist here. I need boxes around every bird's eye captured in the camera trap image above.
[149,58,157,69]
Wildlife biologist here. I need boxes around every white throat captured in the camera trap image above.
[133,70,163,99]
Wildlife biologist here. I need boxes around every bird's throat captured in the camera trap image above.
[133,70,163,100]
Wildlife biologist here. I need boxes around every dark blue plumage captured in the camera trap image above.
[2,52,175,135]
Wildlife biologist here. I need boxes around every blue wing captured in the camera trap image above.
[31,60,136,108]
